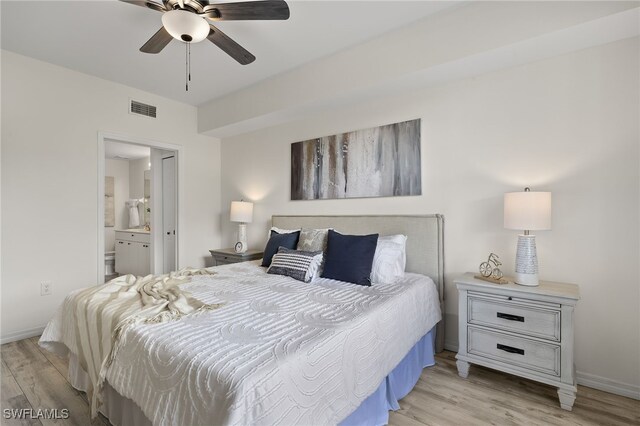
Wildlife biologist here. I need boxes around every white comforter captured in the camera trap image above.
[42,261,441,426]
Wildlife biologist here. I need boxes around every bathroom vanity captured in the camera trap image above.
[115,229,151,277]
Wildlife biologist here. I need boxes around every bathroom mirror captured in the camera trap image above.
[144,169,151,226]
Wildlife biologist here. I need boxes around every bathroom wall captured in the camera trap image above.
[104,159,130,252]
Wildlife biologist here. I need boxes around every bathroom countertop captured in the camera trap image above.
[116,229,150,234]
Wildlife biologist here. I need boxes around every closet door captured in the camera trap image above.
[162,156,177,272]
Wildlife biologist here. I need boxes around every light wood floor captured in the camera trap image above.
[1,337,638,425]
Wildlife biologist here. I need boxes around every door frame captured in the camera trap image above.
[97,131,184,285]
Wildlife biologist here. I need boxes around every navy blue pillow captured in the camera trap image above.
[321,230,379,286]
[261,230,300,267]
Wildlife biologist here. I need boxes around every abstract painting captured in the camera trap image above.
[291,119,421,200]
[105,176,115,227]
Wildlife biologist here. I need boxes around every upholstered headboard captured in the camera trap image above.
[271,214,445,352]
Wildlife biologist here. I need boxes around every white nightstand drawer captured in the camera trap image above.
[468,294,560,341]
[468,327,560,377]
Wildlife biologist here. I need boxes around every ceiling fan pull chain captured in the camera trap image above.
[188,42,191,82]
[185,41,189,91]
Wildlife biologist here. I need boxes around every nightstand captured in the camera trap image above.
[455,273,580,410]
[209,248,263,266]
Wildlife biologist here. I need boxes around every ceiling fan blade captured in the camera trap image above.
[140,27,173,54]
[207,25,256,65]
[202,1,290,21]
[119,0,167,13]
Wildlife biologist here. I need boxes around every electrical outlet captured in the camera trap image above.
[41,281,52,296]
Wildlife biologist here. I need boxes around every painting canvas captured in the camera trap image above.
[291,119,421,200]
[105,176,115,227]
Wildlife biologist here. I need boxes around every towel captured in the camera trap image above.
[126,199,140,228]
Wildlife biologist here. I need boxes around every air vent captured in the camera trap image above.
[129,99,157,118]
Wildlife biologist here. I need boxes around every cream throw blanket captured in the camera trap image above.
[65,268,223,417]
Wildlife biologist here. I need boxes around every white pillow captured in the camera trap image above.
[370,234,407,284]
[307,252,324,282]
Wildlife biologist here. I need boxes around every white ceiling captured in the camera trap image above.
[105,140,151,159]
[1,0,460,106]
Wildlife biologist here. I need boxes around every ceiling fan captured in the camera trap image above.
[120,0,290,65]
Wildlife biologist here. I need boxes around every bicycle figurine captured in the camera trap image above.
[479,253,504,279]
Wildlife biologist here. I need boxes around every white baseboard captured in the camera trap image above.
[440,341,638,400]
[576,371,640,400]
[0,326,45,345]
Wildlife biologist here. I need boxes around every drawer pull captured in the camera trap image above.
[497,343,524,355]
[497,312,524,322]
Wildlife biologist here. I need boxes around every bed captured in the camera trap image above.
[40,214,444,426]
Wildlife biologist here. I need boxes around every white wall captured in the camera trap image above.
[1,50,222,342]
[220,38,639,396]
[104,158,130,252]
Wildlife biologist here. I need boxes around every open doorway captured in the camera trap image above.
[97,133,182,285]
[104,141,152,281]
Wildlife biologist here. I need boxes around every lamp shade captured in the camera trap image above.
[230,201,253,223]
[504,190,551,231]
[162,10,210,43]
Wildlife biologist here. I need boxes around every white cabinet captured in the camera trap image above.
[115,231,151,276]
[137,242,151,276]
[115,240,129,274]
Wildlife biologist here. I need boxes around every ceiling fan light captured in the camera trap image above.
[161,10,209,43]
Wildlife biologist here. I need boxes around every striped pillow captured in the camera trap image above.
[267,247,323,283]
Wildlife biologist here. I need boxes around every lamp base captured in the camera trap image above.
[515,271,539,286]
[236,223,248,253]
[515,234,539,286]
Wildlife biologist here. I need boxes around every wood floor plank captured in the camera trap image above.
[1,339,105,426]
[388,411,428,426]
[435,352,638,423]
[29,338,71,387]
[27,338,109,426]
[29,337,91,408]
[388,354,639,426]
[1,360,42,426]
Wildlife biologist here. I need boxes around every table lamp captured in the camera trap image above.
[230,200,253,253]
[504,188,551,286]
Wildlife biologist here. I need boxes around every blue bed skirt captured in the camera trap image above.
[339,328,436,426]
